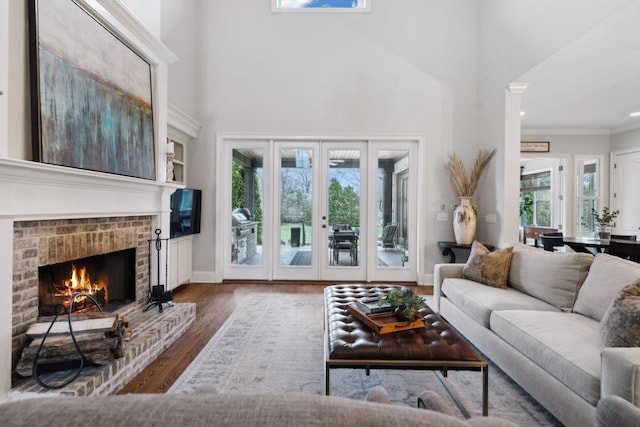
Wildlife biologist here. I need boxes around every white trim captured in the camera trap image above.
[167,104,201,141]
[522,127,611,136]
[271,0,371,13]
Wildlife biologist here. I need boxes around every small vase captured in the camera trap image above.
[596,224,612,240]
[453,197,477,245]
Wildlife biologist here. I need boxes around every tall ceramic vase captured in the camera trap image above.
[453,197,477,245]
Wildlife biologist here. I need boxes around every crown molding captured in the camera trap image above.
[521,127,611,136]
[167,105,201,141]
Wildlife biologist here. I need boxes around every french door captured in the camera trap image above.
[220,137,418,282]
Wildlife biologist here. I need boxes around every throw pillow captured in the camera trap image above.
[574,253,640,321]
[600,280,640,347]
[509,245,593,311]
[462,241,513,289]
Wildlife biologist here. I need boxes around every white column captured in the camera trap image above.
[502,83,528,244]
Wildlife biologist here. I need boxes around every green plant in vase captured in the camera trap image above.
[378,288,425,322]
[591,207,619,239]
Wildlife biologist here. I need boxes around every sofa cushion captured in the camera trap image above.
[490,310,602,405]
[508,245,593,311]
[574,253,640,321]
[441,278,560,328]
[462,241,513,289]
[600,280,640,347]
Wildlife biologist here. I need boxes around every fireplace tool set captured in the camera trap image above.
[144,228,173,313]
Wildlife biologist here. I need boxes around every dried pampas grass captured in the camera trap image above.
[446,148,496,197]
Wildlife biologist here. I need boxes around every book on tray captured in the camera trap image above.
[355,297,393,315]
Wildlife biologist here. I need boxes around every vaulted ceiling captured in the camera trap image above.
[519,1,640,135]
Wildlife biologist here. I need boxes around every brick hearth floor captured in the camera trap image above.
[9,302,195,400]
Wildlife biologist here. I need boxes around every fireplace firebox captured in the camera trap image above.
[38,249,136,316]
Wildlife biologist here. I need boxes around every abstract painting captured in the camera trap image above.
[29,0,155,180]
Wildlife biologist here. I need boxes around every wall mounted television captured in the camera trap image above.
[170,188,202,238]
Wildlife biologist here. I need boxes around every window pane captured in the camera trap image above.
[273,0,370,11]
[575,159,599,237]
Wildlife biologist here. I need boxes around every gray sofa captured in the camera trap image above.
[434,244,640,427]
[0,387,517,427]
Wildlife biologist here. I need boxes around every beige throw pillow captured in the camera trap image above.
[574,253,640,321]
[462,241,513,289]
[600,280,640,347]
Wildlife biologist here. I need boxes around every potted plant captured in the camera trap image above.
[591,207,619,239]
[378,288,425,322]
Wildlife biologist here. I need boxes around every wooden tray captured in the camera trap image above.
[347,303,425,334]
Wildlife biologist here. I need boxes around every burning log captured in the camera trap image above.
[16,313,128,378]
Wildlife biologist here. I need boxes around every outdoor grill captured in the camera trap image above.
[232,210,257,264]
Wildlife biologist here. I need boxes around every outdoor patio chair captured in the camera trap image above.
[377,224,397,250]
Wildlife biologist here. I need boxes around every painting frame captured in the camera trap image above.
[28,0,156,180]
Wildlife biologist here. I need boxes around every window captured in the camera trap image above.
[520,170,551,227]
[272,0,370,12]
[575,158,599,237]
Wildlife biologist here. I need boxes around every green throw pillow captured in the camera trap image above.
[462,241,513,289]
[600,280,640,347]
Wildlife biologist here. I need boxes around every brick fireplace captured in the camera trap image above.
[11,216,152,370]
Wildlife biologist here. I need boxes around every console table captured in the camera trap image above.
[437,241,495,263]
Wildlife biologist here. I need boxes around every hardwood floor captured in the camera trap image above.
[118,281,432,394]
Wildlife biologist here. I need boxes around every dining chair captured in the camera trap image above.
[540,233,565,252]
[331,225,357,265]
[610,234,637,241]
[606,239,640,263]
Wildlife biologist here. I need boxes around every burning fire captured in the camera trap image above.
[53,263,108,310]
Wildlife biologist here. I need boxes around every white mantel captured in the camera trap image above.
[0,158,178,221]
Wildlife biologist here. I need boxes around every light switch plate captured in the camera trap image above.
[437,212,448,222]
[485,214,497,223]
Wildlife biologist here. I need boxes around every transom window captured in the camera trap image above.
[272,0,370,12]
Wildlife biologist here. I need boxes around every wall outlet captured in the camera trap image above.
[437,212,448,222]
[485,213,497,223]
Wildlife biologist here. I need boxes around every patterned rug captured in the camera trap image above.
[168,292,561,426]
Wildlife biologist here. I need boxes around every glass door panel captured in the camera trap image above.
[223,141,271,281]
[272,143,320,280]
[367,141,416,283]
[375,149,410,270]
[320,142,366,282]
[327,148,362,268]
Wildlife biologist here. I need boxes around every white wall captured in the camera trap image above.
[160,0,640,281]
[611,128,640,152]
[121,0,161,38]
[162,0,480,281]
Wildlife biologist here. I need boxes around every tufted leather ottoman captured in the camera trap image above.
[324,284,488,416]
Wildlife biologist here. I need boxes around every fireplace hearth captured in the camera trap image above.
[38,249,136,316]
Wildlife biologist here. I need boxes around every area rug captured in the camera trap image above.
[168,293,561,426]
